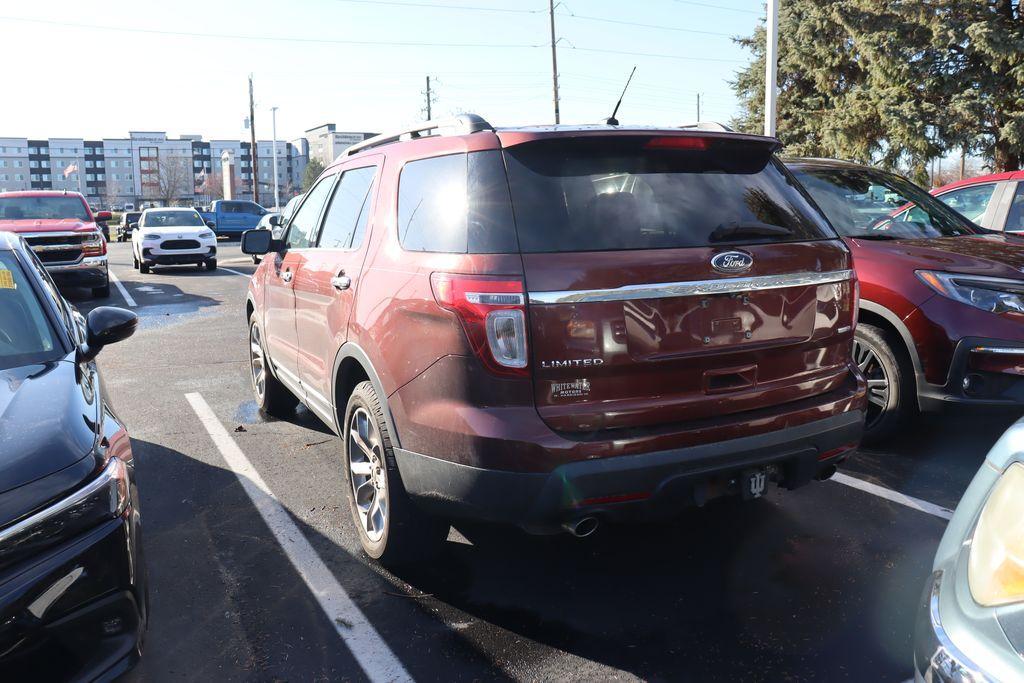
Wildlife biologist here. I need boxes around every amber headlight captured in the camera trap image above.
[969,462,1024,606]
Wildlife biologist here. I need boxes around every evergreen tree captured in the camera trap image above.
[302,159,325,192]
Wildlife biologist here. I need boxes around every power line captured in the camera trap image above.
[567,45,746,63]
[561,10,734,37]
[335,0,544,13]
[670,0,762,15]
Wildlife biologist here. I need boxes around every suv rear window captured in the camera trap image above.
[398,151,518,254]
[503,136,835,253]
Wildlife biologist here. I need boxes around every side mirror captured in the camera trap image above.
[241,228,276,255]
[94,211,112,222]
[129,222,138,230]
[268,214,283,227]
[205,220,216,229]
[79,306,138,362]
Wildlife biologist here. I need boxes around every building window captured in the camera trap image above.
[42,174,50,181]
[96,173,104,181]
[14,174,22,181]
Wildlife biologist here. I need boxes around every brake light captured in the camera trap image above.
[82,231,106,256]
[430,273,528,377]
[644,136,708,150]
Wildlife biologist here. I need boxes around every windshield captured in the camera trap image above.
[0,252,62,370]
[141,210,206,228]
[503,136,836,253]
[0,196,89,221]
[790,166,980,240]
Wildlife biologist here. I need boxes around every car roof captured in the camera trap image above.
[142,207,197,212]
[932,170,1024,194]
[0,189,87,199]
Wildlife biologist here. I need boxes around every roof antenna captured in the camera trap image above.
[605,66,637,126]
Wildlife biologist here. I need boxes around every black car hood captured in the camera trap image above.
[0,360,98,497]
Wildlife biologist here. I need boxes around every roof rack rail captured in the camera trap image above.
[677,121,735,132]
[342,113,494,158]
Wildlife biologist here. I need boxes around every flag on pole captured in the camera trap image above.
[63,163,78,178]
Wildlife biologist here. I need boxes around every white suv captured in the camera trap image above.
[132,208,218,273]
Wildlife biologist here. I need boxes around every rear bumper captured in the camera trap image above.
[46,256,108,288]
[0,492,146,680]
[396,409,863,531]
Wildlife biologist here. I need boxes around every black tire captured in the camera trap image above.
[206,259,218,271]
[853,323,915,445]
[132,251,139,270]
[248,317,298,417]
[92,280,111,298]
[140,262,151,274]
[343,381,448,567]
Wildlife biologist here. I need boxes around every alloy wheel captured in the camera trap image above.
[249,323,266,401]
[853,338,890,429]
[348,407,388,543]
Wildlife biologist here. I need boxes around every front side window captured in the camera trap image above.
[0,196,89,221]
[505,137,833,253]
[937,183,996,223]
[141,210,205,227]
[286,176,335,249]
[0,252,63,369]
[791,167,979,240]
[318,166,376,250]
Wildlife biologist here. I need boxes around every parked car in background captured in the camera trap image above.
[914,416,1024,681]
[0,231,146,679]
[0,190,110,298]
[931,170,1024,234]
[788,159,1024,443]
[131,207,218,273]
[117,211,142,242]
[243,116,865,567]
[250,193,303,263]
[199,199,267,238]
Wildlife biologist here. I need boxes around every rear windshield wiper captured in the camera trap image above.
[708,222,794,242]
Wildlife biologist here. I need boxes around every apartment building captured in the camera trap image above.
[305,123,376,167]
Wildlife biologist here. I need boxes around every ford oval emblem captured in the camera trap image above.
[711,251,753,274]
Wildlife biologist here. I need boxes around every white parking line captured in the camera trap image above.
[219,266,251,278]
[185,393,412,683]
[831,472,954,520]
[107,270,137,307]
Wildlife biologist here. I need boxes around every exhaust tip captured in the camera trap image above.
[816,465,837,481]
[563,516,599,538]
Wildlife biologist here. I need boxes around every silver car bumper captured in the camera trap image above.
[914,571,990,682]
[46,256,108,272]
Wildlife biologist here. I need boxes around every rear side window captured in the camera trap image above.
[318,167,376,249]
[397,151,518,254]
[504,136,835,253]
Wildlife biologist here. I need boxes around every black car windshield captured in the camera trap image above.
[0,252,62,370]
[503,136,837,252]
[0,196,89,221]
[141,210,205,228]
[790,166,980,239]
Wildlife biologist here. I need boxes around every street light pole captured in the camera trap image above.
[764,0,780,137]
[271,106,280,210]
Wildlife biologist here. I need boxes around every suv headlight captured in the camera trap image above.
[143,233,161,240]
[968,462,1024,606]
[918,271,1024,315]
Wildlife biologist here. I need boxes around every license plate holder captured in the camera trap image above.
[740,468,769,500]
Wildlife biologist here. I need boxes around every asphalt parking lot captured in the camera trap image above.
[67,241,1021,682]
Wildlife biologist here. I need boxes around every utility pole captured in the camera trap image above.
[548,0,560,124]
[423,76,434,120]
[960,147,966,180]
[764,0,779,137]
[248,74,259,205]
[696,93,701,122]
[270,106,280,210]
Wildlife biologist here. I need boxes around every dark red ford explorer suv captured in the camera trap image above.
[243,116,866,565]
[788,159,1024,443]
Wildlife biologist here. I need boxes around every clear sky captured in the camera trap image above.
[0,0,764,142]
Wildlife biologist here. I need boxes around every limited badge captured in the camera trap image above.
[552,378,590,400]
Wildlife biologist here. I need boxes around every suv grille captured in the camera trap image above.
[161,239,200,250]
[23,233,86,265]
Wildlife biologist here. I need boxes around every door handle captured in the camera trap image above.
[331,274,352,291]
[281,269,293,283]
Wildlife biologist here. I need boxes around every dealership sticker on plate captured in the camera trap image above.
[552,378,591,400]
[0,268,14,289]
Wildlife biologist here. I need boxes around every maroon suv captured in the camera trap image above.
[788,159,1024,443]
[242,116,866,565]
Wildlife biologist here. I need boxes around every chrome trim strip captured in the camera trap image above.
[922,571,988,681]
[971,346,1024,355]
[46,256,107,272]
[0,457,124,547]
[19,231,91,240]
[528,269,854,305]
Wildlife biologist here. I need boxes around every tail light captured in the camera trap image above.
[82,231,106,256]
[430,273,528,377]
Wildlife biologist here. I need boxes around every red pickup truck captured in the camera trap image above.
[0,190,110,298]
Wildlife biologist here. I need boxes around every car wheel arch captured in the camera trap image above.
[858,300,924,406]
[332,343,402,450]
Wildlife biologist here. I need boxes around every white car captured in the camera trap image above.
[131,207,218,273]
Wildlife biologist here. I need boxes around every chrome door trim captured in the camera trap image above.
[528,269,854,305]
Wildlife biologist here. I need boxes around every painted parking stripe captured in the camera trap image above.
[185,392,413,683]
[831,472,954,520]
[107,270,137,307]
[219,266,251,278]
